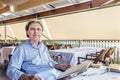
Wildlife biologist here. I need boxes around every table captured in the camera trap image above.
[49,47,102,66]
[71,66,120,80]
[0,46,16,63]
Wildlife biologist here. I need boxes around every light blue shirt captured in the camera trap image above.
[6,40,62,80]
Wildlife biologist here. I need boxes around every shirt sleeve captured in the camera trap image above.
[6,46,25,80]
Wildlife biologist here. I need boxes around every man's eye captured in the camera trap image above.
[37,28,40,31]
[31,28,35,30]
[30,28,41,31]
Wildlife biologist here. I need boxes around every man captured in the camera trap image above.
[6,20,70,80]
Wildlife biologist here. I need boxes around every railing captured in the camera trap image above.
[0,39,120,64]
[43,40,120,64]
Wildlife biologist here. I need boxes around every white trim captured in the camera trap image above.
[41,19,52,40]
[7,25,16,39]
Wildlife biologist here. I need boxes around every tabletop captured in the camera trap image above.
[49,47,102,66]
[71,65,120,80]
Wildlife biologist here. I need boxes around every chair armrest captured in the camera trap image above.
[86,53,96,58]
[78,57,87,64]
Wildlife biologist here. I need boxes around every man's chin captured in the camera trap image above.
[31,38,39,41]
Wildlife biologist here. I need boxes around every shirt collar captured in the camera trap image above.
[26,40,42,48]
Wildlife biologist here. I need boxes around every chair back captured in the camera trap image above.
[104,46,116,65]
[94,49,108,64]
[104,46,116,59]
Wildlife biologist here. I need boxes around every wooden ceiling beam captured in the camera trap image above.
[0,6,10,14]
[92,0,119,7]
[108,0,120,4]
[0,0,119,25]
[14,0,59,12]
[38,2,89,17]
[0,2,88,24]
[1,0,29,6]
[0,0,59,13]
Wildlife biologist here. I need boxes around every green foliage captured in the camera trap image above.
[44,40,62,45]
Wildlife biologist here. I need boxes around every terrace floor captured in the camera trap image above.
[0,65,10,80]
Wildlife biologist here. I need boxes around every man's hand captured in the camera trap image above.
[31,76,41,80]
[54,64,71,72]
[19,74,41,80]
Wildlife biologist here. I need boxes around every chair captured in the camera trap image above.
[78,49,108,64]
[104,46,116,65]
[46,45,54,50]
[65,44,72,49]
[52,55,62,63]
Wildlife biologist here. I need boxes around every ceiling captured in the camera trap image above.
[0,0,120,25]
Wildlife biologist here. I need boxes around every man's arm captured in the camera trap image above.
[6,47,24,80]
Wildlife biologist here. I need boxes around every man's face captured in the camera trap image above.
[27,23,43,41]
